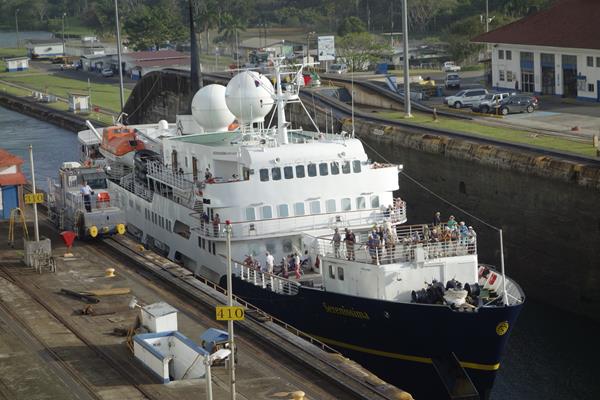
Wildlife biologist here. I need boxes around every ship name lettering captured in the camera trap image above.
[322,303,370,320]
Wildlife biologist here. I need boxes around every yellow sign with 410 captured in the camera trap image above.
[216,306,245,321]
[24,193,44,204]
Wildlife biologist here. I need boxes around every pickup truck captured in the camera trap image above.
[442,61,461,72]
[471,92,514,113]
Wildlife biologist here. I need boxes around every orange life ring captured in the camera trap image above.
[228,121,239,131]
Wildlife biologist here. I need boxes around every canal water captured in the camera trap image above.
[1,107,599,400]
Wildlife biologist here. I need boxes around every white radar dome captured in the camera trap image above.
[225,71,274,124]
[191,84,235,131]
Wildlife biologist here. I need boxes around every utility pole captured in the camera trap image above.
[486,0,490,33]
[15,9,19,49]
[225,221,236,400]
[402,0,412,118]
[28,145,40,242]
[62,13,67,56]
[114,0,125,113]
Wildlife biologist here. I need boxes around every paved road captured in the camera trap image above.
[30,60,136,90]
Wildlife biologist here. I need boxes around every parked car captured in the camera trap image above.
[442,61,461,72]
[445,73,460,89]
[60,63,76,71]
[101,68,114,77]
[495,95,539,115]
[444,88,488,109]
[471,92,514,113]
[327,63,348,74]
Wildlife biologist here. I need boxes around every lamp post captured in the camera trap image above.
[62,13,67,55]
[15,9,20,49]
[114,0,125,113]
[402,0,412,118]
[306,31,315,64]
[225,220,236,400]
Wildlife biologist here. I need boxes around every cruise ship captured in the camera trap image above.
[76,63,525,399]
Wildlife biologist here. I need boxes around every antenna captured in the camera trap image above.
[351,59,355,137]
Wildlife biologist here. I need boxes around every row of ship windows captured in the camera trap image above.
[245,195,380,221]
[145,208,172,232]
[259,160,362,182]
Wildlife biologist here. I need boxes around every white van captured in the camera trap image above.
[327,63,348,74]
[444,88,488,109]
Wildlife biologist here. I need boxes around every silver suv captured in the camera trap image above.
[444,88,488,109]
[471,92,514,113]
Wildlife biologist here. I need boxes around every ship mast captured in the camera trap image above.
[274,61,289,145]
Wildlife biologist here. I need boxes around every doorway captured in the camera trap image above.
[562,55,577,97]
[541,53,555,95]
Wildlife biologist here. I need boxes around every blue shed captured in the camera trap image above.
[0,149,26,220]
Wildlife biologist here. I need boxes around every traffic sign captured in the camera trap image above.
[24,193,44,204]
[216,306,245,321]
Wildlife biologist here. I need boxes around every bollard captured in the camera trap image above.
[291,391,306,400]
[433,107,438,122]
[105,268,116,277]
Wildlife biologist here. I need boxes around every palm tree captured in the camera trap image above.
[217,12,246,58]
[195,0,219,54]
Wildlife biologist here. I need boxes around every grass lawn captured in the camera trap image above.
[0,74,130,112]
[377,111,597,157]
[0,48,28,58]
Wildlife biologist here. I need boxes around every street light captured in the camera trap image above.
[306,31,316,64]
[224,220,236,400]
[204,348,232,400]
[402,0,412,118]
[15,9,20,49]
[62,13,67,55]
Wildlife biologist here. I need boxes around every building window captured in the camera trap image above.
[277,204,289,217]
[329,265,335,279]
[352,160,361,173]
[596,57,600,67]
[587,56,594,67]
[261,205,272,219]
[356,196,366,209]
[499,70,505,81]
[371,195,380,208]
[507,71,513,82]
[284,166,294,179]
[319,162,328,176]
[498,50,504,60]
[506,50,512,60]
[588,83,595,92]
[295,165,305,178]
[337,267,345,281]
[341,198,351,211]
[309,200,321,214]
[294,202,305,216]
[325,199,336,213]
[259,169,269,181]
[271,167,281,181]
[245,207,256,221]
[307,163,317,177]
[341,161,351,174]
[330,161,340,175]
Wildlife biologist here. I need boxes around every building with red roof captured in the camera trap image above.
[0,148,26,219]
[472,0,600,100]
[122,50,190,80]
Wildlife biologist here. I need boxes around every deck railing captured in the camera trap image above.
[235,263,300,295]
[195,201,407,239]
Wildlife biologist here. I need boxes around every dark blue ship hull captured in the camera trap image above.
[225,276,524,399]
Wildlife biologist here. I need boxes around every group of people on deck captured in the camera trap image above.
[432,211,477,250]
[244,250,316,280]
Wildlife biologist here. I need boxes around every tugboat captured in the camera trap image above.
[76,61,524,399]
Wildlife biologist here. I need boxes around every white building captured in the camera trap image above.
[473,0,600,101]
[5,57,29,72]
[68,93,90,113]
[26,39,64,58]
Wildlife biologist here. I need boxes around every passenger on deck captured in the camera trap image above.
[468,226,477,253]
[293,253,301,279]
[447,215,457,231]
[212,213,220,236]
[459,222,469,245]
[433,211,442,227]
[205,168,213,180]
[344,228,356,261]
[265,252,274,274]
[332,228,341,258]
[301,250,312,270]
[384,226,397,261]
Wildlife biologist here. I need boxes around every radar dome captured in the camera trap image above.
[191,84,235,131]
[225,71,274,124]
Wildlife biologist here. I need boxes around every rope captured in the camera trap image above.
[358,137,500,232]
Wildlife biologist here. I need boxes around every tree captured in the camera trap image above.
[337,16,366,37]
[216,12,246,56]
[337,32,391,71]
[125,3,185,51]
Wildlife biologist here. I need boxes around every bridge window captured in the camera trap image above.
[328,265,335,279]
[307,163,317,177]
[352,160,361,173]
[342,161,351,174]
[284,166,294,179]
[294,202,305,216]
[277,204,289,217]
[259,169,269,182]
[356,197,366,209]
[173,220,191,239]
[325,199,336,213]
[341,198,351,211]
[245,207,256,221]
[295,165,305,178]
[337,267,345,281]
[330,161,340,175]
[371,195,380,208]
[309,200,321,214]
[319,163,328,176]
[261,205,272,219]
[272,167,281,181]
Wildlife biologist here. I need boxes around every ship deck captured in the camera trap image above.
[0,206,411,400]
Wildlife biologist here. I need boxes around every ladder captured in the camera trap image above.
[8,208,29,247]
